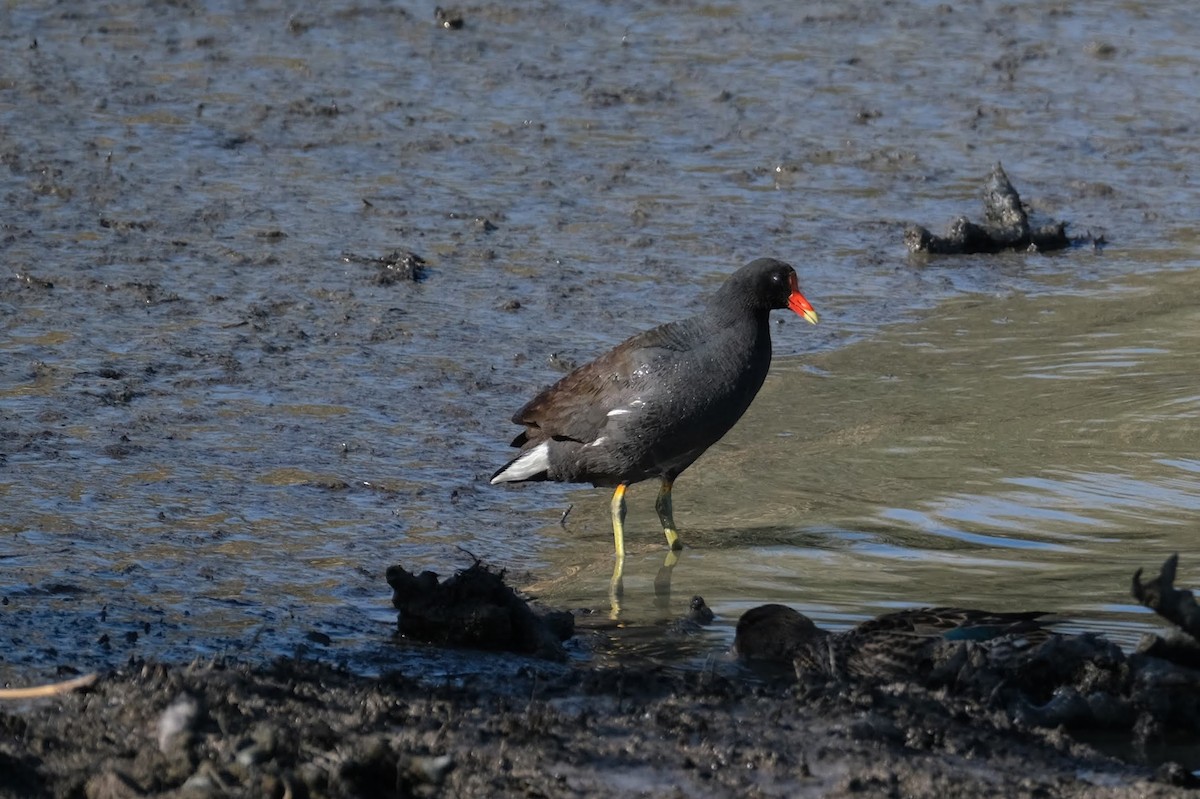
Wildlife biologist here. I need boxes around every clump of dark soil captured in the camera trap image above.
[905,163,1076,254]
[386,561,573,661]
[342,250,428,284]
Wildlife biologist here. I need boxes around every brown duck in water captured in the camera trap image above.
[734,603,1049,682]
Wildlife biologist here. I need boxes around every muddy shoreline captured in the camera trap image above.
[1,651,1190,799]
[7,554,1200,798]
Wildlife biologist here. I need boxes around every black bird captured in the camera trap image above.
[491,258,818,586]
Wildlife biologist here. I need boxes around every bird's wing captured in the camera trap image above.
[511,321,697,445]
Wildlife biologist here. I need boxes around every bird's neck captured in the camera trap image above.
[705,292,770,329]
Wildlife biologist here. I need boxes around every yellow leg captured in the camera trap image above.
[609,483,628,613]
[653,549,679,606]
[656,478,683,551]
[609,565,623,619]
[611,482,628,561]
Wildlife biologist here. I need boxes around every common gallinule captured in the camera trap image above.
[491,258,819,584]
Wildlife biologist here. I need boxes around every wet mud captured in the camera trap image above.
[5,557,1200,797]
[0,660,1188,799]
[3,0,1192,675]
[5,0,1200,796]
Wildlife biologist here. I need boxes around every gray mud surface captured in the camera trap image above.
[1,656,1192,799]
[5,0,1200,795]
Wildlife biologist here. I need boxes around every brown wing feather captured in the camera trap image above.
[510,320,697,447]
[513,347,631,444]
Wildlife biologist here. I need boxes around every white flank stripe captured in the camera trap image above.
[606,408,631,417]
[587,436,607,448]
[490,442,550,484]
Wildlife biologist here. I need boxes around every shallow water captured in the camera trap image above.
[540,269,1200,652]
[2,0,1200,679]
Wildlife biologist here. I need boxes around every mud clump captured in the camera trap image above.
[342,249,428,285]
[386,561,573,661]
[905,163,1077,254]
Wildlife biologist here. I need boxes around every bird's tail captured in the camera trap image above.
[490,441,550,484]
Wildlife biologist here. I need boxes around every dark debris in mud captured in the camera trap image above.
[434,7,464,30]
[1134,554,1200,646]
[386,561,573,661]
[342,250,428,284]
[905,163,1086,255]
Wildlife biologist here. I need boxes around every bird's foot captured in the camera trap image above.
[653,549,679,606]
[609,558,625,620]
